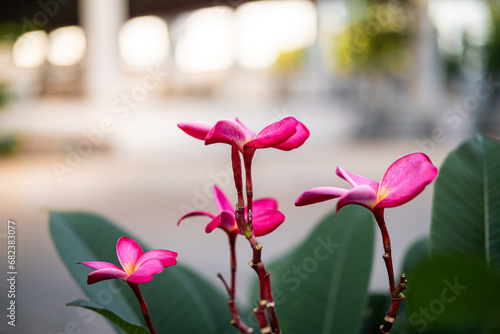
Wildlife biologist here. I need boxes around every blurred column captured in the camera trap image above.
[412,0,443,121]
[79,0,127,104]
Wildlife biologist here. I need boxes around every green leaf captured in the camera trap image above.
[401,237,428,281]
[67,299,149,334]
[429,135,500,273]
[259,206,374,334]
[49,211,234,334]
[406,255,500,333]
[358,293,391,334]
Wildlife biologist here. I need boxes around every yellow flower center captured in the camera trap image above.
[123,262,135,276]
[377,188,390,204]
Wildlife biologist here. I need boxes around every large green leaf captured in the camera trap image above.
[429,135,500,273]
[257,206,374,334]
[401,237,428,281]
[406,255,500,333]
[49,211,235,334]
[67,299,149,334]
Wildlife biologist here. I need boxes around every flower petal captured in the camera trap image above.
[245,117,298,149]
[235,118,256,138]
[253,209,285,236]
[207,211,237,234]
[336,166,379,191]
[78,261,122,271]
[135,250,178,269]
[177,122,212,141]
[177,211,217,226]
[377,153,438,207]
[117,237,144,275]
[294,186,348,206]
[336,185,378,212]
[205,119,248,149]
[252,198,278,212]
[213,185,233,213]
[127,258,165,284]
[205,215,223,233]
[87,268,128,284]
[274,121,310,151]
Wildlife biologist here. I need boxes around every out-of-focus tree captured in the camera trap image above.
[478,0,500,135]
[335,0,415,74]
[0,22,22,155]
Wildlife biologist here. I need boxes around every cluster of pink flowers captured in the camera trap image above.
[78,116,437,334]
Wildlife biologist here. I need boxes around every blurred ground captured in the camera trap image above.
[0,94,459,333]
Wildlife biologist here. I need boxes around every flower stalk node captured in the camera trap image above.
[383,315,395,323]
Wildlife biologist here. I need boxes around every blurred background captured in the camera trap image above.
[0,0,499,332]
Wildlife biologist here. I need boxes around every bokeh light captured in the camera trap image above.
[47,26,86,67]
[174,6,235,73]
[428,0,490,58]
[235,0,317,70]
[119,15,170,67]
[12,30,49,68]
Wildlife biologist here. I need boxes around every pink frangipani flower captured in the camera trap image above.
[178,117,309,153]
[295,153,438,212]
[177,185,285,236]
[78,237,177,285]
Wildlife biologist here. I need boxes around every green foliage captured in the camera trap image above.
[335,0,414,73]
[486,3,500,75]
[406,256,500,333]
[0,21,28,44]
[257,206,375,334]
[49,211,234,334]
[67,299,149,334]
[273,48,306,73]
[429,135,500,273]
[404,135,500,333]
[0,134,21,156]
[0,82,13,110]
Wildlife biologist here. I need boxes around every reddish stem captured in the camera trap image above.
[373,207,407,334]
[231,145,280,333]
[128,282,157,334]
[232,142,250,236]
[218,233,253,333]
[243,148,256,229]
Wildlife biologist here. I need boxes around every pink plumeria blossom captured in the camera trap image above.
[178,117,309,153]
[78,237,177,285]
[295,153,438,212]
[177,185,285,236]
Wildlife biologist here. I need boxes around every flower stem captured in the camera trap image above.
[218,233,253,333]
[231,147,280,333]
[248,232,281,333]
[373,208,407,334]
[232,142,250,236]
[128,282,157,334]
[243,148,256,229]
